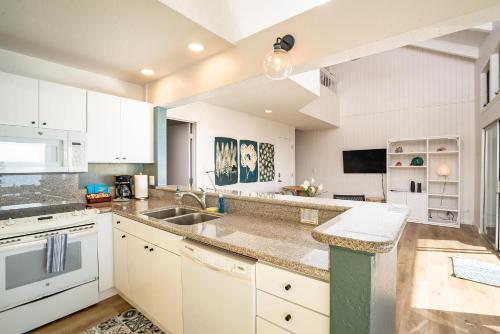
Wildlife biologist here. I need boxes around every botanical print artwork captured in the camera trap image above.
[214,137,238,186]
[239,140,258,183]
[259,143,275,182]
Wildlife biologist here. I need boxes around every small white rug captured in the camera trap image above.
[451,257,500,287]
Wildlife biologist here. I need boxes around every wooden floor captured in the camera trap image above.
[29,223,499,334]
[28,294,130,334]
[396,223,500,334]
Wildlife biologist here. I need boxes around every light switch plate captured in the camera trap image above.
[300,208,319,225]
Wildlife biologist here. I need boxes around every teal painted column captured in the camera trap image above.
[330,246,397,334]
[153,106,167,186]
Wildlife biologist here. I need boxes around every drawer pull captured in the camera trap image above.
[121,235,126,238]
[284,283,291,291]
[149,248,154,252]
[116,221,121,224]
[144,245,149,249]
[285,314,292,322]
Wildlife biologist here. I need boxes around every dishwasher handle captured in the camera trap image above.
[181,244,252,280]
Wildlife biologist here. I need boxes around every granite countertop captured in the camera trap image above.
[311,201,410,253]
[93,199,330,281]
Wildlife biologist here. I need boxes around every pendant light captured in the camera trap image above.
[263,35,295,80]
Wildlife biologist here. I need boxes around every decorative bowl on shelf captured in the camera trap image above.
[395,161,402,166]
[395,146,403,153]
[410,156,424,166]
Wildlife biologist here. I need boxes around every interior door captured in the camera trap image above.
[483,122,499,250]
[87,91,121,162]
[275,137,295,187]
[0,71,38,128]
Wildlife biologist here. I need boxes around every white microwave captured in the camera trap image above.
[0,125,87,173]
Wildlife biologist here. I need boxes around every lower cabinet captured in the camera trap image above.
[256,263,330,334]
[113,215,183,334]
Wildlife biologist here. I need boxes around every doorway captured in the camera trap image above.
[482,121,499,251]
[167,119,196,189]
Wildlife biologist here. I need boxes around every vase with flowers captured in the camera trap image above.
[301,178,323,197]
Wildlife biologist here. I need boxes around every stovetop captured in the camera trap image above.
[0,202,88,220]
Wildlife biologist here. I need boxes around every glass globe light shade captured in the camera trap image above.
[263,48,293,80]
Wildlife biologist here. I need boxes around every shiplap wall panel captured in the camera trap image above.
[296,47,475,224]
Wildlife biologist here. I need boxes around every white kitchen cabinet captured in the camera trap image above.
[39,80,87,132]
[87,92,153,163]
[112,214,183,334]
[113,228,130,296]
[120,98,154,163]
[0,71,39,127]
[87,91,122,162]
[128,234,183,334]
[97,213,114,293]
[256,263,329,334]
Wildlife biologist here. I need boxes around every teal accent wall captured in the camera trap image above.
[78,163,148,188]
[330,246,374,334]
[153,106,167,186]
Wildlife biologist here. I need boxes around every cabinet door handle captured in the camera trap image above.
[31,121,36,124]
[144,245,149,249]
[284,314,292,322]
[42,122,47,126]
[149,248,154,252]
[122,157,126,160]
[121,235,126,238]
[284,283,291,291]
[115,157,119,160]
[116,221,120,224]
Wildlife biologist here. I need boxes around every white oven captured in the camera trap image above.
[0,223,98,312]
[0,124,87,173]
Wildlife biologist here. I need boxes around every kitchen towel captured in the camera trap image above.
[46,234,68,273]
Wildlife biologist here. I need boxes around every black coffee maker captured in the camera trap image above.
[115,175,132,201]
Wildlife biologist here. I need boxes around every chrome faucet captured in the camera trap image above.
[176,187,207,209]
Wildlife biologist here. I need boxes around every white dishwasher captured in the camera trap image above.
[180,240,256,334]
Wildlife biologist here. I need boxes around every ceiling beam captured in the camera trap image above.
[412,39,479,59]
[147,0,500,107]
[470,22,494,32]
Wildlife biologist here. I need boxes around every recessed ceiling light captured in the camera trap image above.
[265,109,273,114]
[188,43,204,52]
[140,68,154,76]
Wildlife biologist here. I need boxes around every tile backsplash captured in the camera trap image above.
[0,173,82,208]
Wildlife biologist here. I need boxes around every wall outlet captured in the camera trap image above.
[300,208,319,225]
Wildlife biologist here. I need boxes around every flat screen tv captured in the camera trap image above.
[343,149,386,173]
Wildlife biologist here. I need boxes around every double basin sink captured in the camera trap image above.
[142,207,220,226]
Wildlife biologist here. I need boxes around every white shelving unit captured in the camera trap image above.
[387,136,461,228]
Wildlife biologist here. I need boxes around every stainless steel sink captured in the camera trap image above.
[142,207,198,219]
[166,212,220,225]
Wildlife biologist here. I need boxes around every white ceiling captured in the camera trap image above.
[204,79,332,130]
[0,0,232,83]
[158,0,330,43]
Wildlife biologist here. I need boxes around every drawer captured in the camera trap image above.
[256,263,329,315]
[257,290,329,334]
[113,214,182,255]
[257,317,290,334]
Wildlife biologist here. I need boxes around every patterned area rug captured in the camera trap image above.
[81,308,165,334]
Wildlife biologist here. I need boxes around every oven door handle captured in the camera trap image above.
[0,227,96,252]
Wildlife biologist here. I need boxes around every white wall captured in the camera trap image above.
[167,102,295,193]
[475,22,500,231]
[296,46,476,224]
[0,48,144,100]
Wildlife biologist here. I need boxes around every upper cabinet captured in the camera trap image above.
[0,72,39,127]
[87,91,154,163]
[87,91,122,162]
[39,81,87,132]
[120,98,154,163]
